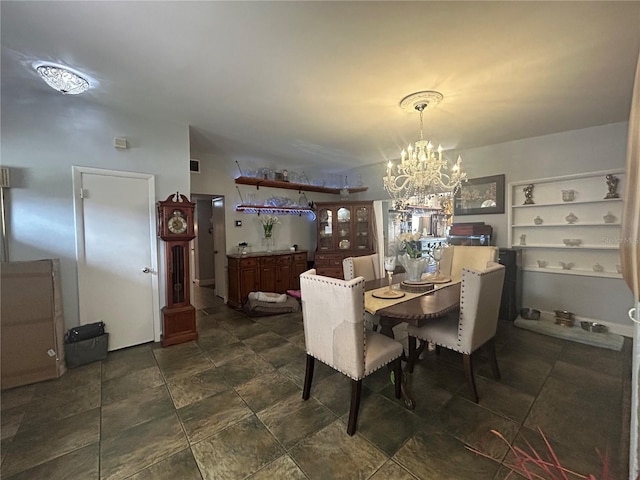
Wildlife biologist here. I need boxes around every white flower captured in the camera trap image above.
[397,232,421,243]
[259,215,280,227]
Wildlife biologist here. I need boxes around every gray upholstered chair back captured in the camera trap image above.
[300,269,367,379]
[457,262,505,353]
[342,254,381,282]
[439,246,499,282]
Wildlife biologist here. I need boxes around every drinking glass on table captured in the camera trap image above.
[429,245,444,279]
[384,256,396,293]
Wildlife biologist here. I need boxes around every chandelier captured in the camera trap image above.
[384,91,466,207]
[35,64,90,95]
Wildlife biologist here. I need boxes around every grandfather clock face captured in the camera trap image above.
[167,210,188,235]
[157,193,195,241]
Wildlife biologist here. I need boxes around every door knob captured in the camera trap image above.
[142,267,151,273]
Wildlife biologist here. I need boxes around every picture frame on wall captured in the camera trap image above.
[454,174,505,216]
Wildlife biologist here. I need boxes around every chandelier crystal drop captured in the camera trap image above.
[36,65,90,95]
[384,91,466,207]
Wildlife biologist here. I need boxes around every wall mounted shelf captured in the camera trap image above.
[235,204,316,220]
[522,266,623,278]
[512,222,621,228]
[512,198,622,208]
[235,176,368,194]
[514,244,619,250]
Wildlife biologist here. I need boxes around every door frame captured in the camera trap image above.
[72,166,161,342]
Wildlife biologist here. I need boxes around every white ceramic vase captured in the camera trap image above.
[398,254,430,282]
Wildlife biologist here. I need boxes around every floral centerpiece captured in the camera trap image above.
[260,215,280,238]
[395,232,430,282]
[397,232,423,258]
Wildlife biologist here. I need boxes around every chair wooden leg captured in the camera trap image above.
[393,358,402,399]
[486,338,501,380]
[302,354,315,400]
[347,379,362,436]
[462,353,479,403]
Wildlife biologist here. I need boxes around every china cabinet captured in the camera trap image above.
[314,201,374,278]
[227,251,307,309]
[508,170,625,278]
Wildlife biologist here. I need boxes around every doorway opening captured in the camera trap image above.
[191,194,226,306]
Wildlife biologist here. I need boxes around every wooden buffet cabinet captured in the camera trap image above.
[314,201,375,279]
[227,250,308,309]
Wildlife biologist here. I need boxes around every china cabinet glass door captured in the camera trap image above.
[337,207,351,251]
[318,207,333,251]
[354,205,370,250]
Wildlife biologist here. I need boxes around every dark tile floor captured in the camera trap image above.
[1,287,632,480]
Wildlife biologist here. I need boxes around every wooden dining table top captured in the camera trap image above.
[364,275,461,326]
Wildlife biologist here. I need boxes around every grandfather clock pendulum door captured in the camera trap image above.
[157,192,198,347]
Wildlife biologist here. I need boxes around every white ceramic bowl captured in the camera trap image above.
[562,239,582,247]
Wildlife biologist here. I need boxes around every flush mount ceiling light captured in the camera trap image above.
[384,90,467,207]
[35,64,90,95]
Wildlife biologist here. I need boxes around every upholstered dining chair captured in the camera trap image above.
[300,269,403,435]
[342,253,381,282]
[439,245,499,282]
[343,254,382,331]
[406,262,505,403]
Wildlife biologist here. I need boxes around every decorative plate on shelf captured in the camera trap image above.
[337,209,350,222]
[339,240,350,249]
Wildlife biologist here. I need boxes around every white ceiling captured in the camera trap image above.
[2,1,639,171]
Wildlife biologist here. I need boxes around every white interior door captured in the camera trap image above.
[73,167,159,350]
[212,196,226,300]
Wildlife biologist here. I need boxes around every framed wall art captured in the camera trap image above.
[454,174,505,216]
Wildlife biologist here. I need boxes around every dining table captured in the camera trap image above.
[364,274,461,409]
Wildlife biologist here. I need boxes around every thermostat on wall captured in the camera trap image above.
[114,137,128,149]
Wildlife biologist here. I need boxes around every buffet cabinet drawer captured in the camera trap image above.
[238,257,258,268]
[315,253,343,266]
[293,253,307,263]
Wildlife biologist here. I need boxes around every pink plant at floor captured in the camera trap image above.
[468,428,621,480]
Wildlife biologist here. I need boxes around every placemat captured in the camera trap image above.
[365,286,426,314]
[365,280,459,314]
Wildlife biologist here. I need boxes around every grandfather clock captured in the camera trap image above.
[157,192,198,347]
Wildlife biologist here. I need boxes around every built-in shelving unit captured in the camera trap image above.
[235,176,368,194]
[508,170,625,278]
